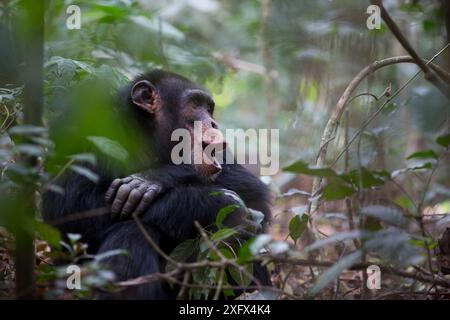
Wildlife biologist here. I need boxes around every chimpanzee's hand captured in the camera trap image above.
[218,189,264,240]
[105,175,163,220]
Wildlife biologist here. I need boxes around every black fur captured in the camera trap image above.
[42,70,272,299]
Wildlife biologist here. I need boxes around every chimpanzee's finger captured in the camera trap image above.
[105,177,132,203]
[134,185,162,215]
[120,188,144,219]
[115,178,145,218]
[111,184,132,219]
[105,179,122,203]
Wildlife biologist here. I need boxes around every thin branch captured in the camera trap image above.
[310,50,450,211]
[371,0,450,99]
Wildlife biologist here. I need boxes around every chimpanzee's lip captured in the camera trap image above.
[209,156,222,173]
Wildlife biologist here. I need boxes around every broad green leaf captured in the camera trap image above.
[166,239,197,273]
[436,133,450,148]
[342,168,388,189]
[129,16,184,40]
[283,160,338,177]
[211,228,238,242]
[280,188,311,197]
[9,125,46,136]
[215,204,240,228]
[406,150,438,160]
[31,220,61,249]
[289,213,309,242]
[69,153,97,165]
[228,264,253,287]
[70,165,99,183]
[87,136,129,164]
[15,144,44,157]
[322,182,355,200]
[94,249,128,261]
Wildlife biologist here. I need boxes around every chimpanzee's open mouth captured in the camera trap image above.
[202,142,223,174]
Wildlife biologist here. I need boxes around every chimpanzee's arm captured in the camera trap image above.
[105,164,271,241]
[139,184,253,240]
[105,165,202,219]
[214,163,272,228]
[42,167,114,247]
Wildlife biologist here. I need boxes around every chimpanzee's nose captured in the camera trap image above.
[202,140,227,153]
[210,119,219,129]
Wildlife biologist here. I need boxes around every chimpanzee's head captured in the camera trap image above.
[126,70,226,177]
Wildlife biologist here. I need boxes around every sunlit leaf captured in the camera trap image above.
[436,133,450,148]
[283,160,338,177]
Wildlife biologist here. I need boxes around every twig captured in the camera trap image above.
[310,49,450,209]
[370,0,450,99]
[132,213,179,266]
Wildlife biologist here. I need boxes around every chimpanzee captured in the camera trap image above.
[42,70,272,299]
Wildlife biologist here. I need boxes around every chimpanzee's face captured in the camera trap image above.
[130,76,227,177]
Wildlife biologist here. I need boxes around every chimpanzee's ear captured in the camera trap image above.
[131,80,160,113]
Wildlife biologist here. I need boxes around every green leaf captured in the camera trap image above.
[94,249,128,261]
[408,162,433,170]
[15,144,44,157]
[166,239,197,273]
[406,150,438,160]
[209,248,235,261]
[129,16,184,40]
[322,182,355,200]
[70,165,99,183]
[87,136,129,164]
[237,238,258,264]
[9,125,46,136]
[436,133,450,148]
[228,264,253,287]
[289,213,309,242]
[283,160,338,177]
[342,168,388,189]
[31,220,61,249]
[211,228,238,242]
[69,153,97,165]
[215,204,240,228]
